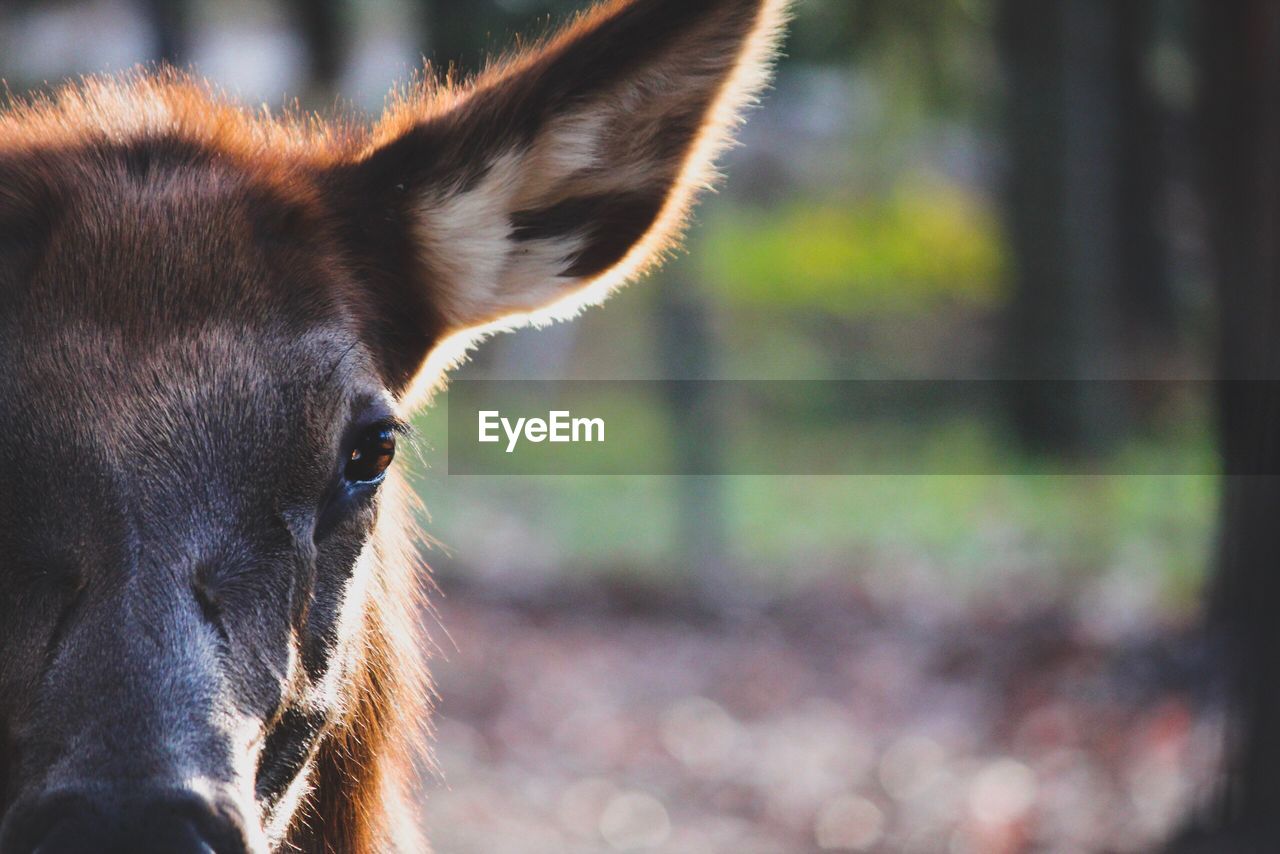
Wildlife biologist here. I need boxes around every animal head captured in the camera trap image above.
[0,0,788,851]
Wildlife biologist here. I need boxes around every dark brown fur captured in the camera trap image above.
[0,1,788,850]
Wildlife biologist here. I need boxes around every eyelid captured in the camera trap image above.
[379,416,412,437]
[345,399,410,442]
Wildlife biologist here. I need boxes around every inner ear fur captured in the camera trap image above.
[330,0,791,401]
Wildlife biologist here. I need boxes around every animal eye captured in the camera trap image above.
[345,425,396,483]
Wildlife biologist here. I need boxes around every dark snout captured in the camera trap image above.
[0,790,249,854]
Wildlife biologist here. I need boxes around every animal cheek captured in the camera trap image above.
[0,715,13,800]
[193,569,307,717]
[0,589,82,724]
[297,538,378,683]
[252,704,332,831]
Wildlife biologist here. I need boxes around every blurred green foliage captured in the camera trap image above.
[700,181,1006,315]
[790,0,998,119]
[412,395,1217,607]
[400,0,1213,615]
[415,467,1214,608]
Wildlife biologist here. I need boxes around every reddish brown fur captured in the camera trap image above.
[284,485,427,854]
[0,1,788,850]
[0,93,432,852]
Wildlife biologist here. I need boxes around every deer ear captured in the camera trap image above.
[331,0,789,397]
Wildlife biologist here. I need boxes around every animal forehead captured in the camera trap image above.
[2,137,339,333]
[0,322,371,468]
[0,326,372,568]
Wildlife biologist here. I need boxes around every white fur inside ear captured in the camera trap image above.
[513,112,608,206]
[413,148,586,327]
[400,0,793,381]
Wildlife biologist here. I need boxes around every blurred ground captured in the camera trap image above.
[0,3,1232,849]
[421,572,1222,854]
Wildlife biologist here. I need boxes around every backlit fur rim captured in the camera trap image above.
[0,0,791,415]
[401,0,795,411]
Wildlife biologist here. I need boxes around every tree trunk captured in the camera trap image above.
[141,0,190,66]
[653,275,734,611]
[1190,2,1280,847]
[286,0,345,93]
[1114,0,1178,346]
[997,0,1125,454]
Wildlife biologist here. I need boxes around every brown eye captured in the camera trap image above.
[345,425,396,483]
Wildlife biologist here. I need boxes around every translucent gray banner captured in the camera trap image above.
[440,379,1267,475]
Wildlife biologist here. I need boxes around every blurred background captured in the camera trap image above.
[5,1,1278,851]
